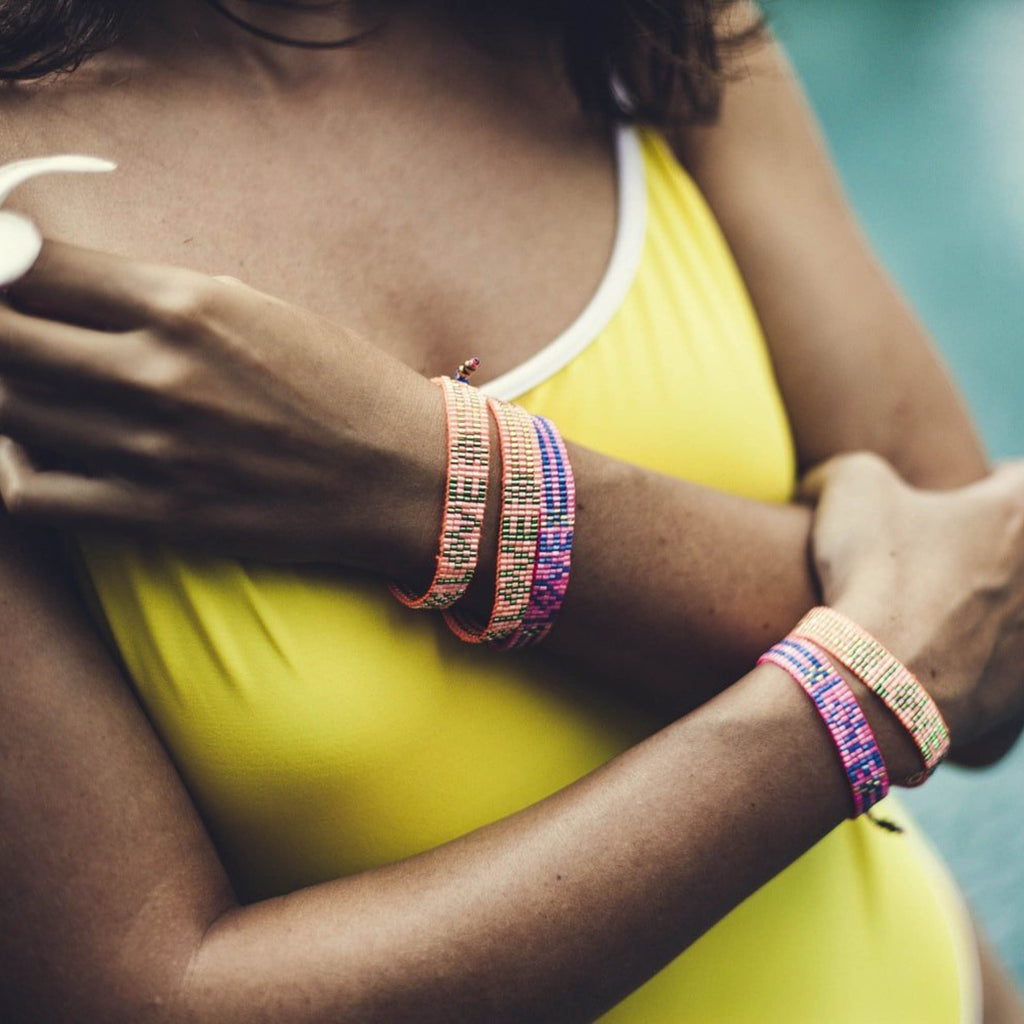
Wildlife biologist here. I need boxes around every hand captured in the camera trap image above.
[0,241,445,573]
[802,452,1024,749]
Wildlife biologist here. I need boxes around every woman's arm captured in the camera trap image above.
[0,27,992,713]
[5,453,1024,1022]
[452,12,993,697]
[0,500,850,1022]
[1,246,816,717]
[672,21,1023,763]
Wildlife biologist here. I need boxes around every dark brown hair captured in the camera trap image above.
[0,1,762,125]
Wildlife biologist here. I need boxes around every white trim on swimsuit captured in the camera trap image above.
[480,124,647,403]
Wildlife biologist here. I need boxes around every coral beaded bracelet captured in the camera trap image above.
[792,606,950,784]
[496,414,577,650]
[389,374,490,610]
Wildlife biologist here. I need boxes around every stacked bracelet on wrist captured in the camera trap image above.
[761,605,951,820]
[389,362,575,650]
[444,398,544,644]
[792,606,950,785]
[758,637,890,817]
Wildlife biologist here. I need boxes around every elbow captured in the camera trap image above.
[0,929,229,1023]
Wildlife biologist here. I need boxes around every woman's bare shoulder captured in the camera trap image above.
[668,34,987,488]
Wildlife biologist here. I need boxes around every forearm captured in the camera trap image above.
[0,508,842,1023]
[393,352,983,720]
[12,453,1012,1022]
[449,441,817,714]
[181,663,892,1023]
[2,510,909,1024]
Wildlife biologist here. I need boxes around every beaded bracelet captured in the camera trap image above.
[792,607,950,785]
[496,415,576,650]
[389,375,490,611]
[759,637,890,817]
[444,398,543,644]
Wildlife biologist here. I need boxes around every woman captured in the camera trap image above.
[0,0,1022,1019]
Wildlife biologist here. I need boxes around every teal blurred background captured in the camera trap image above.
[773,0,1024,985]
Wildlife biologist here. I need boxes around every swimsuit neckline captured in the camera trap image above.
[480,124,648,403]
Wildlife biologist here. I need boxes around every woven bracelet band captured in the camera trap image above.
[444,398,543,644]
[496,415,576,650]
[759,637,890,817]
[792,606,950,785]
[389,376,490,611]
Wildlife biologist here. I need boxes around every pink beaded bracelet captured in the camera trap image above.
[389,375,490,611]
[444,398,543,644]
[792,607,950,785]
[759,637,890,817]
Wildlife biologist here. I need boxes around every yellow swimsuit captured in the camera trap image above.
[79,127,980,1022]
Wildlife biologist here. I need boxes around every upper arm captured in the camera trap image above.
[670,19,988,488]
[0,513,234,1019]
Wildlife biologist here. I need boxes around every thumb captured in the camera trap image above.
[797,450,898,505]
[975,458,1024,504]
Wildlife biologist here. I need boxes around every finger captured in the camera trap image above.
[0,441,166,525]
[0,210,42,289]
[0,384,178,480]
[796,457,842,504]
[983,459,1024,490]
[0,302,142,388]
[6,240,203,331]
[965,462,1024,521]
[797,450,896,505]
[0,434,41,488]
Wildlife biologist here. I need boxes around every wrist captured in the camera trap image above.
[370,378,448,582]
[798,600,952,784]
[841,671,924,787]
[828,591,975,748]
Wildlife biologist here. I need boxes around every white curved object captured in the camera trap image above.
[0,155,115,286]
[0,211,43,287]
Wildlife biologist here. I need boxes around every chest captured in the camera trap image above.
[4,69,617,382]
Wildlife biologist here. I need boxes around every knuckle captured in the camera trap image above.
[147,274,218,333]
[830,450,892,491]
[981,464,1024,520]
[129,429,177,463]
[126,346,195,397]
[1002,474,1024,517]
[997,496,1024,543]
[843,450,887,476]
[1,476,33,518]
